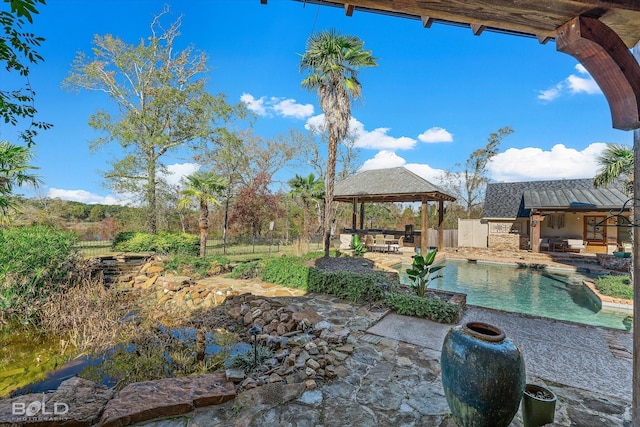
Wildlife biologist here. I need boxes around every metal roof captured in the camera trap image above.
[334,167,456,203]
[483,179,629,219]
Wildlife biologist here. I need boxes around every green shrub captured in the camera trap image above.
[308,269,389,302]
[0,225,79,320]
[259,254,392,303]
[351,234,366,257]
[228,261,262,279]
[385,293,462,324]
[164,254,231,278]
[300,250,337,260]
[594,275,632,300]
[113,232,199,255]
[260,257,310,289]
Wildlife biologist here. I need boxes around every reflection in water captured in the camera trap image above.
[7,326,244,397]
[396,260,631,331]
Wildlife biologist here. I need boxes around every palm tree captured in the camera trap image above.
[300,29,377,256]
[593,143,633,193]
[0,141,41,222]
[179,170,227,257]
[288,173,324,249]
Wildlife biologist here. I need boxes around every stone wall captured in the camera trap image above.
[487,233,521,251]
[596,254,632,273]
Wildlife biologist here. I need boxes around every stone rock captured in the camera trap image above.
[0,377,113,427]
[226,368,246,383]
[157,276,191,292]
[306,359,321,371]
[314,320,333,332]
[134,274,149,284]
[269,373,283,383]
[146,265,165,275]
[99,373,235,427]
[320,327,350,344]
[292,310,322,326]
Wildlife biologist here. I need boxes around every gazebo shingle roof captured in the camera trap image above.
[334,167,455,203]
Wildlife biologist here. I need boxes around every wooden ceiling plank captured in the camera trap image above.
[297,0,640,47]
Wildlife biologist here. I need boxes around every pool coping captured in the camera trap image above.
[583,280,633,314]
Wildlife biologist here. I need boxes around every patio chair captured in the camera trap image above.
[373,235,387,252]
[566,239,587,253]
[364,234,374,251]
[389,236,404,253]
[539,238,550,252]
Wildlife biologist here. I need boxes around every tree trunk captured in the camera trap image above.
[303,199,311,252]
[323,134,337,257]
[147,157,157,234]
[223,197,229,256]
[199,198,209,257]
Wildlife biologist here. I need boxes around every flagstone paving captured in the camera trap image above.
[135,259,632,426]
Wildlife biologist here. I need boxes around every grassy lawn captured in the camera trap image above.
[74,238,325,260]
[594,275,633,300]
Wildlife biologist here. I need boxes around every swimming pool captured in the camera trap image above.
[395,260,632,331]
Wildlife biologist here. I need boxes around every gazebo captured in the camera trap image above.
[334,167,456,255]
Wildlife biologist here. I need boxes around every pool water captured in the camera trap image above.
[395,260,632,331]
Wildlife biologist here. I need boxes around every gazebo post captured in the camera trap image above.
[438,200,445,250]
[359,202,365,230]
[351,198,357,230]
[421,197,428,256]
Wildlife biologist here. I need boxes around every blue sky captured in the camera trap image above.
[1,0,633,205]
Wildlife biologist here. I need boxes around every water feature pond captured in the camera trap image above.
[395,259,632,331]
[1,325,249,398]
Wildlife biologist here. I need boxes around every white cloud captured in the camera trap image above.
[404,163,446,185]
[305,115,416,150]
[488,142,607,182]
[47,188,131,206]
[360,150,406,170]
[537,64,601,101]
[537,83,563,102]
[271,98,314,119]
[417,127,453,143]
[163,163,200,186]
[359,151,446,185]
[566,74,601,95]
[240,93,267,116]
[305,114,325,131]
[240,93,313,119]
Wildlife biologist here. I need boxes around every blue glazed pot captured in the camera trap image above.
[441,321,525,427]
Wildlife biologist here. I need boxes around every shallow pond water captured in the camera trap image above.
[2,325,249,397]
[0,326,73,398]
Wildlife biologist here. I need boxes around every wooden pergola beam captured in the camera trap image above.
[421,16,434,28]
[345,4,355,16]
[556,16,640,130]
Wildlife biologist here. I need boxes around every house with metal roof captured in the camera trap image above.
[483,178,630,253]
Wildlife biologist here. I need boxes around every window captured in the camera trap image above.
[584,216,606,242]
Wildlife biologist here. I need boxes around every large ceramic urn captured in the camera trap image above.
[441,321,525,427]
